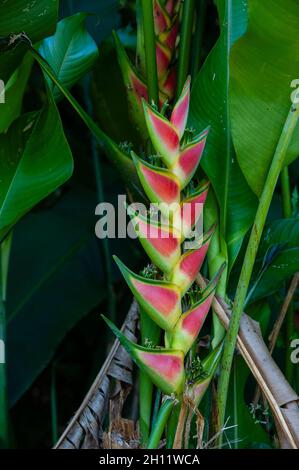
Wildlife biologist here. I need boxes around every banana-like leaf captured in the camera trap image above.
[39,13,98,100]
[0,90,73,242]
[0,53,33,133]
[189,0,258,268]
[230,0,299,196]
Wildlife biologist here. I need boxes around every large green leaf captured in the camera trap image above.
[230,0,299,196]
[249,217,299,302]
[189,0,258,267]
[0,90,73,242]
[39,13,98,100]
[0,0,58,81]
[0,53,33,133]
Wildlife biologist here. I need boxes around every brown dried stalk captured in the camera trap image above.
[253,272,299,407]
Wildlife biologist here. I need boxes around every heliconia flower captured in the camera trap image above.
[170,77,191,139]
[104,76,221,406]
[166,267,224,355]
[173,128,209,188]
[142,100,180,167]
[114,256,181,331]
[131,151,181,209]
[187,342,223,406]
[127,205,181,273]
[170,225,215,295]
[102,315,186,395]
[179,180,210,238]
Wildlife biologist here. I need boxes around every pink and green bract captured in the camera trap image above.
[103,77,224,399]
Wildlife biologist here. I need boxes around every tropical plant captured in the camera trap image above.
[0,0,298,452]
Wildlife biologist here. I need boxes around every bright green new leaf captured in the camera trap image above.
[189,0,258,268]
[39,13,99,100]
[0,53,33,133]
[0,90,73,242]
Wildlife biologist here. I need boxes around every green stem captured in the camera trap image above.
[139,307,160,446]
[204,190,227,347]
[191,0,207,82]
[151,389,162,428]
[281,167,292,218]
[176,0,196,98]
[216,102,299,445]
[281,166,294,383]
[0,234,12,448]
[147,398,174,449]
[141,0,159,105]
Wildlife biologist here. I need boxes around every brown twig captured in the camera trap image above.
[269,273,299,355]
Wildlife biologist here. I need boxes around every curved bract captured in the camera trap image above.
[104,77,223,398]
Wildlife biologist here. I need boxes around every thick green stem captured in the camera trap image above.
[281,166,294,383]
[147,398,174,449]
[216,103,299,445]
[139,308,160,445]
[141,0,159,106]
[204,190,227,347]
[281,167,292,218]
[176,0,196,98]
